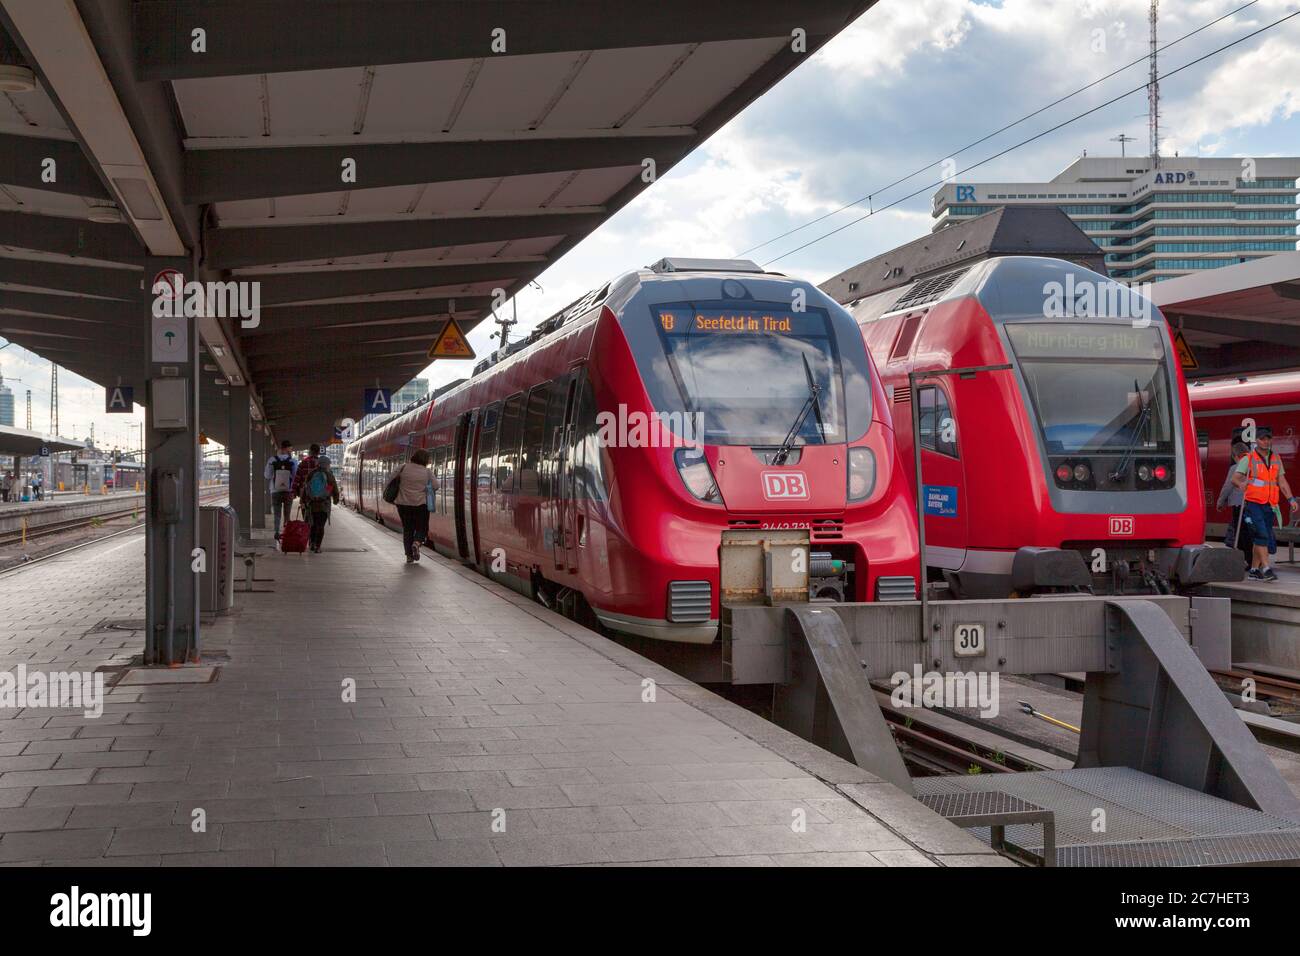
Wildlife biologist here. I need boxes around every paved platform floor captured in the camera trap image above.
[0,508,1002,867]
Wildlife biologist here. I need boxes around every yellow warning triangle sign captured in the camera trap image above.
[428,318,475,360]
[1172,328,1198,370]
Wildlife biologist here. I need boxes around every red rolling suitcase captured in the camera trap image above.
[281,508,310,554]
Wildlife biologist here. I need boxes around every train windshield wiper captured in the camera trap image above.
[772,354,824,465]
[1109,379,1153,482]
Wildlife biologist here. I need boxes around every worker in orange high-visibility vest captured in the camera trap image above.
[1232,426,1298,582]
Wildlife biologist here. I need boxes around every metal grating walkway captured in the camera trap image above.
[915,767,1300,867]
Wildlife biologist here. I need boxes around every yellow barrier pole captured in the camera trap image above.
[21,518,26,546]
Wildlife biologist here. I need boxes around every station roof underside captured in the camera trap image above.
[0,0,873,446]
[1153,252,1300,379]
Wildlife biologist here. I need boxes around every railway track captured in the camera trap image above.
[0,490,227,549]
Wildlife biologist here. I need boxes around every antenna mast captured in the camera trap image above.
[49,362,59,436]
[1148,0,1160,168]
[1111,133,1137,157]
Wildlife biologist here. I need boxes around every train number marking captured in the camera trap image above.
[762,471,809,500]
[1108,516,1135,536]
[954,623,986,658]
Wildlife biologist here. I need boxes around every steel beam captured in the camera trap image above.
[133,0,865,80]
[0,256,142,298]
[0,210,143,262]
[205,210,604,270]
[251,261,530,306]
[242,324,448,356]
[186,137,680,203]
[245,299,489,337]
[0,132,111,199]
[0,288,139,324]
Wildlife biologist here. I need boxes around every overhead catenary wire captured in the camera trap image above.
[759,6,1300,268]
[735,0,1265,260]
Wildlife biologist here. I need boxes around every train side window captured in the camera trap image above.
[497,393,525,493]
[541,374,572,497]
[520,384,550,496]
[477,402,501,493]
[918,385,958,458]
[573,376,608,502]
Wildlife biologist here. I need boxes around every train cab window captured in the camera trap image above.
[917,385,958,458]
[520,384,550,496]
[497,394,525,493]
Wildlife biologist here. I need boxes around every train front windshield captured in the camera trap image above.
[637,301,874,447]
[1006,323,1178,489]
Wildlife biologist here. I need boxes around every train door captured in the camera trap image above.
[454,410,476,562]
[551,370,583,572]
[915,381,969,570]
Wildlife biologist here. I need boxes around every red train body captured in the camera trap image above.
[343,258,919,644]
[1189,371,1300,530]
[838,255,1238,596]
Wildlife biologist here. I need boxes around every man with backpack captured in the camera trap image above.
[298,451,340,553]
[263,439,298,540]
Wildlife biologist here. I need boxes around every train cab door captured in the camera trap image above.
[915,381,969,571]
[552,369,583,573]
[454,410,476,563]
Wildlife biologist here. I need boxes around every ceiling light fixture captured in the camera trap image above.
[0,64,36,93]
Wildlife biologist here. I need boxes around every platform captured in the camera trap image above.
[1199,564,1300,671]
[0,509,1004,867]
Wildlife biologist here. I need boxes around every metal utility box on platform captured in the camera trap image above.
[198,504,235,615]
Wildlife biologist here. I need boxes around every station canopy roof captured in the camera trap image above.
[1151,252,1300,379]
[0,0,873,445]
[0,423,83,457]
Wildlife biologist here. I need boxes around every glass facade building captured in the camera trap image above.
[932,157,1300,282]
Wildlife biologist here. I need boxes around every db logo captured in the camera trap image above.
[762,471,809,500]
[1108,516,1135,536]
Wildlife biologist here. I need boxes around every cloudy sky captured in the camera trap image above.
[2,0,1297,447]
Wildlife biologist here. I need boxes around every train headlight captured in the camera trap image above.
[847,447,876,502]
[673,447,722,504]
[1137,464,1152,482]
[1153,464,1169,482]
[1055,464,1072,483]
[1073,463,1091,483]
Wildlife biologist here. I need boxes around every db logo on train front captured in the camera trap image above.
[1108,516,1135,536]
[762,472,809,500]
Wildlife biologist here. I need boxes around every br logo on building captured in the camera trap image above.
[1109,516,1135,536]
[762,471,809,500]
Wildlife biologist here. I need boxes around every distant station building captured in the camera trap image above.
[0,369,14,427]
[931,156,1300,283]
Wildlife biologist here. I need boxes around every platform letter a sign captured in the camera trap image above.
[364,388,392,415]
[105,385,134,413]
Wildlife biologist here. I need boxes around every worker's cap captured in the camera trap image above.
[1258,426,1273,438]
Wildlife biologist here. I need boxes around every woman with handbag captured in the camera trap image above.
[385,448,432,563]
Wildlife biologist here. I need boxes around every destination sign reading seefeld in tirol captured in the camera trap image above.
[656,307,824,336]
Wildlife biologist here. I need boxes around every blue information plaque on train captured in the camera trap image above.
[923,485,958,517]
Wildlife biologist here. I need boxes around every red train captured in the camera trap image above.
[343,257,920,644]
[1189,371,1300,530]
[829,255,1241,596]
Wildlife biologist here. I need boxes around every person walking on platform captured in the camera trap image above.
[291,443,324,498]
[386,448,431,563]
[264,439,298,540]
[298,452,339,554]
[29,472,42,501]
[1232,426,1299,582]
[1219,441,1253,567]
[1,472,10,503]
